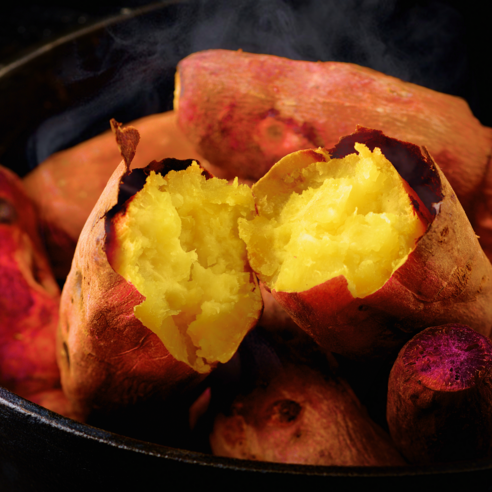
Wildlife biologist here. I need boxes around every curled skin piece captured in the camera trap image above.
[23,111,211,278]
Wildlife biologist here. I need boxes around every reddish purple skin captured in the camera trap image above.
[387,324,492,464]
[0,167,61,398]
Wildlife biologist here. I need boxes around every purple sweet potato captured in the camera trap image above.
[387,324,492,464]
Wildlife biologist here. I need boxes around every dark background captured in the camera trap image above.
[1,1,491,125]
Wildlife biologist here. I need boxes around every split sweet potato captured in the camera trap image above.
[23,111,212,279]
[57,121,262,439]
[175,49,492,258]
[239,127,492,361]
[209,329,405,466]
[0,166,60,399]
[387,324,492,464]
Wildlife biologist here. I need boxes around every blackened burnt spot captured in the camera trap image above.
[269,399,302,425]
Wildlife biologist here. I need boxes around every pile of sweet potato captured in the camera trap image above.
[3,49,492,466]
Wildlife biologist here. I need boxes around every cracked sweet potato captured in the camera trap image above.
[23,111,211,279]
[174,49,492,258]
[57,121,262,438]
[0,166,61,399]
[239,127,492,361]
[387,324,492,464]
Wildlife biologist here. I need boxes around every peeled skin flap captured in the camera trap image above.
[240,127,492,360]
[23,110,211,279]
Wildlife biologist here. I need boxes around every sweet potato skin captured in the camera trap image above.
[23,111,211,278]
[387,324,492,464]
[0,166,60,398]
[263,128,492,360]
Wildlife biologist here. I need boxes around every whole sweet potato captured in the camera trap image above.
[0,166,60,399]
[58,121,262,440]
[239,127,492,361]
[23,111,212,279]
[387,324,492,464]
[209,329,405,466]
[175,49,492,257]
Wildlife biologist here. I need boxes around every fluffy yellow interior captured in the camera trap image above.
[112,163,262,373]
[238,144,427,298]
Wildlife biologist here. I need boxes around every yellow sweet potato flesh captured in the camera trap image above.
[112,163,261,373]
[239,144,426,298]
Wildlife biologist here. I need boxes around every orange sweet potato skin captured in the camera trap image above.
[175,49,492,253]
[0,166,60,398]
[23,111,211,278]
[265,128,492,361]
[57,154,205,424]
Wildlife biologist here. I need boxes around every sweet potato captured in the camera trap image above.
[239,127,492,361]
[175,49,492,257]
[209,329,405,466]
[57,121,262,439]
[387,324,492,464]
[0,166,60,399]
[23,111,213,279]
[28,388,79,420]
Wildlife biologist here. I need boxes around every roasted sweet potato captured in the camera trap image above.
[209,329,405,466]
[28,388,79,420]
[387,324,492,464]
[58,121,262,439]
[239,127,492,361]
[175,49,492,257]
[0,166,60,399]
[23,111,212,279]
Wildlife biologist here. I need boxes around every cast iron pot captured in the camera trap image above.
[1,1,491,490]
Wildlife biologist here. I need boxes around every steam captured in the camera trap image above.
[28,0,468,169]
